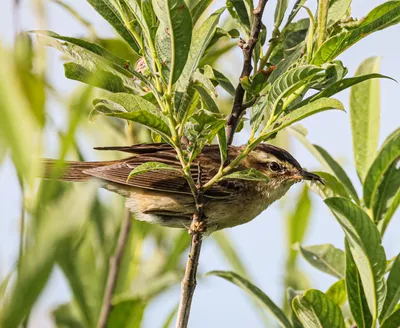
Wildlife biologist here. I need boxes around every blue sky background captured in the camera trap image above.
[0,0,399,327]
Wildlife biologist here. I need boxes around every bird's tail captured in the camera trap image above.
[41,159,116,182]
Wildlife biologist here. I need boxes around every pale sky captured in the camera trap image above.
[0,1,399,327]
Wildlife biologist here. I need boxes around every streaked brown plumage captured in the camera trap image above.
[42,143,322,232]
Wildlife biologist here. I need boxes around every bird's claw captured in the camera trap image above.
[189,220,207,234]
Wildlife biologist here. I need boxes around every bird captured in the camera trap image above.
[42,143,322,233]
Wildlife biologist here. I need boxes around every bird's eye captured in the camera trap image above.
[269,162,281,171]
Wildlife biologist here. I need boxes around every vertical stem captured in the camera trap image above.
[176,166,205,328]
[316,0,329,49]
[97,209,132,328]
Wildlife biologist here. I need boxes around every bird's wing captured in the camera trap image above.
[83,152,234,199]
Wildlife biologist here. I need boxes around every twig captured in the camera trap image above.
[97,209,132,328]
[176,165,205,328]
[225,0,269,145]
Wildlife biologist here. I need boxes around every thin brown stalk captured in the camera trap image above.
[225,0,269,145]
[176,166,205,328]
[97,209,132,328]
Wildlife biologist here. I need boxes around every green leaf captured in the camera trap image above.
[153,0,192,84]
[295,73,393,110]
[287,288,304,328]
[250,96,268,133]
[326,279,347,307]
[313,2,400,65]
[381,306,400,328]
[380,254,400,322]
[64,62,132,93]
[86,0,141,53]
[206,271,293,328]
[93,93,171,136]
[298,244,345,279]
[108,299,146,328]
[203,65,235,96]
[34,30,147,93]
[227,0,251,34]
[264,98,344,137]
[288,126,359,204]
[350,56,381,182]
[311,60,348,91]
[127,162,180,181]
[325,197,387,320]
[287,186,312,268]
[363,128,400,208]
[292,289,345,328]
[308,171,351,200]
[175,7,225,112]
[327,0,351,27]
[222,168,269,182]
[52,303,85,328]
[268,65,323,114]
[374,159,400,233]
[274,0,289,28]
[345,240,373,328]
[191,0,215,25]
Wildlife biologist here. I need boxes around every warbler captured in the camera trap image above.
[43,143,322,233]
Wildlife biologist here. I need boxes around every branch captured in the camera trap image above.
[97,209,132,328]
[225,0,269,145]
[176,165,205,328]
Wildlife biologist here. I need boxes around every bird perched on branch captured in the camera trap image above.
[42,143,322,233]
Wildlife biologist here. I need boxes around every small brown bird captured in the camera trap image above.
[43,143,322,233]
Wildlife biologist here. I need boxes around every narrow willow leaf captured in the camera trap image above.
[86,0,140,53]
[295,73,393,110]
[274,0,289,28]
[52,303,85,328]
[207,271,293,328]
[250,96,267,133]
[373,159,400,227]
[313,145,359,204]
[227,0,251,34]
[313,2,400,65]
[381,306,400,328]
[127,162,180,181]
[191,0,215,25]
[287,126,359,203]
[64,62,133,93]
[93,93,171,136]
[108,299,146,328]
[222,169,269,182]
[34,31,148,92]
[325,197,387,320]
[308,171,351,200]
[311,60,348,91]
[287,186,312,268]
[345,240,373,328]
[193,70,217,97]
[292,289,345,328]
[299,244,345,279]
[327,0,351,27]
[175,7,225,112]
[326,279,347,307]
[213,232,247,276]
[203,65,235,96]
[380,254,400,322]
[153,0,192,84]
[264,98,344,137]
[268,65,323,114]
[287,288,304,328]
[363,128,400,208]
[350,56,381,182]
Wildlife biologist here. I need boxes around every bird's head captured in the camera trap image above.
[244,143,323,188]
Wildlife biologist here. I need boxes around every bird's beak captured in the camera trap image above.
[289,170,324,184]
[301,170,324,184]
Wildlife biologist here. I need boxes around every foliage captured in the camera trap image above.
[0,0,399,327]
